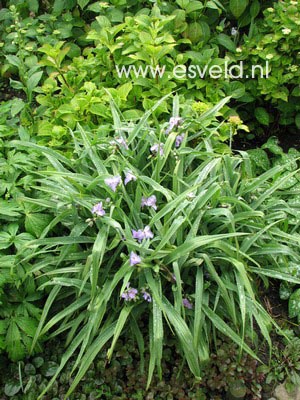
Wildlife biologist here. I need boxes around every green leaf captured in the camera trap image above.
[78,0,90,9]
[6,322,24,361]
[0,232,12,250]
[25,213,52,237]
[216,34,236,52]
[250,0,260,18]
[117,82,132,101]
[254,107,270,126]
[27,0,39,13]
[41,361,59,377]
[229,0,248,18]
[27,71,43,93]
[279,282,292,301]
[289,289,300,319]
[5,55,22,69]
[11,98,25,117]
[185,1,203,14]
[165,233,246,264]
[203,305,259,360]
[162,297,201,377]
[4,381,22,397]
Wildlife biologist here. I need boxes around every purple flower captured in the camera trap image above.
[141,195,157,210]
[129,251,141,266]
[165,116,182,134]
[124,171,137,185]
[132,229,145,243]
[105,175,122,192]
[182,298,193,309]
[175,134,185,148]
[141,289,152,302]
[132,225,154,242]
[91,202,105,216]
[150,143,164,156]
[121,282,138,301]
[143,225,154,240]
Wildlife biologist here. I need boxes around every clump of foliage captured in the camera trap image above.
[11,97,300,398]
[241,0,300,132]
[0,99,53,360]
[202,337,265,400]
[1,0,299,147]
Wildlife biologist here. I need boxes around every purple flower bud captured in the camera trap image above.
[91,202,106,216]
[141,195,157,210]
[124,171,137,185]
[182,298,193,309]
[142,289,152,302]
[150,143,164,156]
[175,134,185,148]
[121,282,138,301]
[105,175,122,192]
[129,251,141,266]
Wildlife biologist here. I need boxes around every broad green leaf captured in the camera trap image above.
[25,213,52,237]
[6,322,24,361]
[254,107,270,126]
[28,0,39,12]
[27,71,43,93]
[78,0,90,9]
[216,34,236,52]
[0,232,11,250]
[11,98,25,117]
[229,0,248,18]
[4,381,21,397]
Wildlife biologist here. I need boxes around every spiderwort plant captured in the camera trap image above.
[18,97,300,400]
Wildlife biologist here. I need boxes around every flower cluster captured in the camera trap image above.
[165,116,182,135]
[132,225,154,242]
[121,283,138,301]
[121,282,152,302]
[92,202,106,216]
[175,133,184,148]
[150,143,164,156]
[104,171,137,192]
[182,298,193,309]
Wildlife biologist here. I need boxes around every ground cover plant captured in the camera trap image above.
[9,96,300,398]
[0,0,300,399]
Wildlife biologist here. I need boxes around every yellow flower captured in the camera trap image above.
[228,116,242,125]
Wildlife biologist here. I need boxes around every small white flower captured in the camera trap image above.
[282,28,291,35]
[231,27,238,36]
[236,47,242,53]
